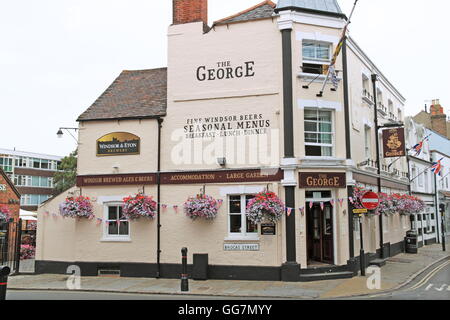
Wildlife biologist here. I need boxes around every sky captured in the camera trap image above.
[1,0,449,157]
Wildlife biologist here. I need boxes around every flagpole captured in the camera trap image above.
[316,0,358,96]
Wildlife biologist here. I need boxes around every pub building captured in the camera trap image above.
[36,0,411,281]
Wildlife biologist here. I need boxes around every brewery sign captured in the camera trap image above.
[382,128,406,158]
[299,173,346,189]
[97,132,140,156]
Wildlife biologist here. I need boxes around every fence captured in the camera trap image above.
[0,219,22,275]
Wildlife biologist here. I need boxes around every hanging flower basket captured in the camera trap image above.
[122,194,157,220]
[246,191,284,223]
[0,205,11,221]
[376,193,396,216]
[59,196,94,219]
[184,194,220,220]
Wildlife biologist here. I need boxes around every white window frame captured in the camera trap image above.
[225,194,259,241]
[364,125,371,159]
[302,40,332,63]
[304,108,335,157]
[101,202,131,242]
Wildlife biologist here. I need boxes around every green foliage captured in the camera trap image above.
[53,150,77,193]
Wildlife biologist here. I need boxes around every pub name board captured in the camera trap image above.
[299,172,346,189]
[77,169,284,187]
[96,132,140,156]
[196,61,255,82]
[382,128,406,158]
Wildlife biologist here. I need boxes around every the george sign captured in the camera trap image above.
[196,61,255,82]
[353,208,368,214]
[96,132,140,156]
[77,169,284,187]
[361,192,380,210]
[0,184,6,192]
[299,172,346,189]
[382,128,406,158]
[261,223,276,236]
[223,243,260,251]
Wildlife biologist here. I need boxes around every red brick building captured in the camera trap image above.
[0,168,20,222]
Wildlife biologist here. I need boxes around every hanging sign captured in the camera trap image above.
[96,132,140,156]
[361,192,380,211]
[382,128,406,158]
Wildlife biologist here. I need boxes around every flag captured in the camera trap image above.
[412,134,431,156]
[320,202,325,211]
[431,158,444,176]
[338,198,345,206]
[349,197,354,204]
[309,201,314,209]
[299,207,305,215]
[286,207,292,217]
[330,199,335,207]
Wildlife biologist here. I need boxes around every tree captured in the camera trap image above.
[54,150,77,193]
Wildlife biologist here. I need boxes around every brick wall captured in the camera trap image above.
[431,101,447,137]
[173,0,208,25]
[0,173,20,221]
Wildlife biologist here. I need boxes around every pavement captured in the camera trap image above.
[7,240,450,300]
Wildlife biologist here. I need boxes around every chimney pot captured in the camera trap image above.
[173,0,208,26]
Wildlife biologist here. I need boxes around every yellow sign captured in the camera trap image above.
[96,132,140,156]
[353,209,368,214]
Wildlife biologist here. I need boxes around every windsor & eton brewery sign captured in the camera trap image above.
[96,132,140,156]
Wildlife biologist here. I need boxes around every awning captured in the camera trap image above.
[20,209,37,221]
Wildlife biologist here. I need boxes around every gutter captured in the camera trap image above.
[156,118,164,278]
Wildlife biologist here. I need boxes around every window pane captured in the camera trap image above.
[304,110,317,121]
[321,146,333,156]
[246,217,257,233]
[305,122,317,132]
[318,111,332,122]
[118,206,124,220]
[306,145,322,156]
[316,45,330,60]
[319,122,332,132]
[229,196,241,214]
[119,221,129,235]
[305,133,318,143]
[108,222,118,235]
[108,207,118,220]
[302,42,315,59]
[230,215,242,233]
[33,159,40,168]
[319,134,332,144]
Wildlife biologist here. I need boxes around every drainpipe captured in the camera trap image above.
[156,118,164,278]
[342,37,355,259]
[371,74,385,259]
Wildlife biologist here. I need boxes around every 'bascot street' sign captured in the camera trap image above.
[224,243,260,251]
[299,173,346,189]
[382,128,406,158]
[96,132,140,156]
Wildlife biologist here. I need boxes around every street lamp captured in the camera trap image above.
[56,127,78,143]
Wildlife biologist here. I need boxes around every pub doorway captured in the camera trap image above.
[306,191,335,266]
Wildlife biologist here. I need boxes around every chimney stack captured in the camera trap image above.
[173,0,208,26]
[430,99,447,136]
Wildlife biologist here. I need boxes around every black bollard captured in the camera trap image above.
[181,247,189,292]
[0,266,11,301]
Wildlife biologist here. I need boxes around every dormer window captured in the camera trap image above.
[302,41,331,75]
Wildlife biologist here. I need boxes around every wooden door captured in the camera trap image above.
[306,203,334,264]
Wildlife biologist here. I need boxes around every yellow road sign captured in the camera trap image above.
[353,208,368,214]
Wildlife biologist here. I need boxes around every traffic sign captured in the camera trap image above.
[353,209,368,214]
[361,192,380,210]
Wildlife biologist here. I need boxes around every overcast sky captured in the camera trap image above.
[1,0,449,157]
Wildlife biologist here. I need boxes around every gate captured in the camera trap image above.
[0,219,22,275]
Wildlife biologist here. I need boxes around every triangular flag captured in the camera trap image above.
[349,197,354,204]
[320,202,324,211]
[309,201,314,209]
[299,207,305,215]
[286,207,292,217]
[330,199,335,207]
[173,205,179,213]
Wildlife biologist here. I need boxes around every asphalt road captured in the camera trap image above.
[354,257,450,300]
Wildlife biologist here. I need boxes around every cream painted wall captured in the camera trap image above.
[77,119,159,176]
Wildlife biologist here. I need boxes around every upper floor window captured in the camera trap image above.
[304,108,334,157]
[302,41,331,75]
[228,195,258,239]
[364,126,371,159]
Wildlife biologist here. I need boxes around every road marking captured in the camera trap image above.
[407,260,450,291]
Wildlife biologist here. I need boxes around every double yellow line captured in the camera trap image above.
[407,259,450,291]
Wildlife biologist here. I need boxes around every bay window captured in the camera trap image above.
[302,40,331,75]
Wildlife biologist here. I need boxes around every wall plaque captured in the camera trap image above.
[299,172,346,189]
[261,223,276,235]
[96,132,140,156]
[77,173,156,187]
[382,128,406,158]
[224,243,260,251]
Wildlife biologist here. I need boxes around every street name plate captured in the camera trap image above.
[224,243,260,251]
[353,209,368,214]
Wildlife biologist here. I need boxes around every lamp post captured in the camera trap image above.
[56,127,78,143]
